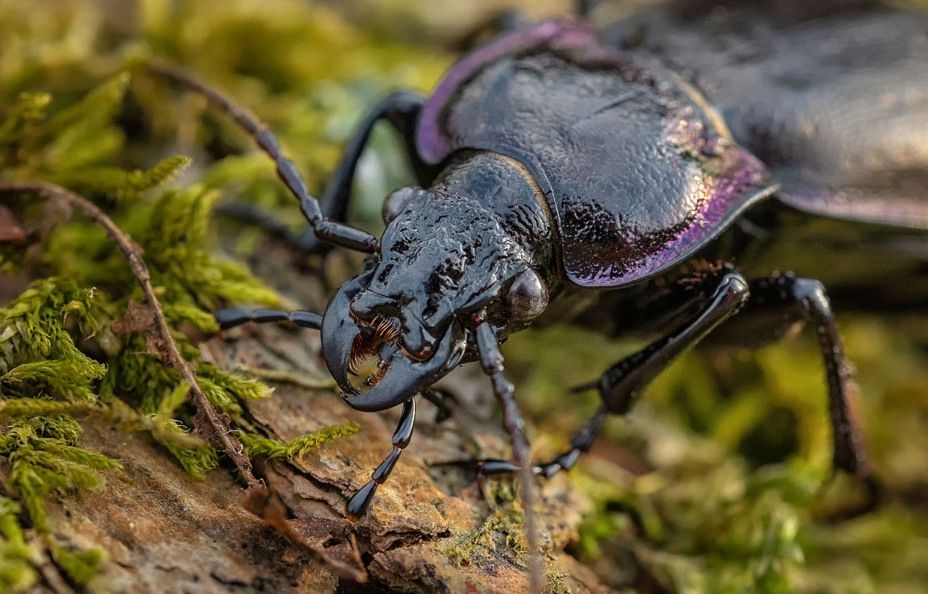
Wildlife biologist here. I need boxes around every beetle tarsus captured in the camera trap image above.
[535,406,607,478]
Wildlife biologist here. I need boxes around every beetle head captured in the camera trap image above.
[321,186,550,411]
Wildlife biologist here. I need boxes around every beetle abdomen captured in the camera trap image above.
[417,23,775,288]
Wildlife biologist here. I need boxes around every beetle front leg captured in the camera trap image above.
[214,91,428,254]
[346,399,416,519]
[292,91,431,254]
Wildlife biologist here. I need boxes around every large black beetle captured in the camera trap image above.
[153,0,927,578]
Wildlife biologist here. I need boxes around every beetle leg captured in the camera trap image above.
[346,399,416,519]
[290,91,433,254]
[421,387,456,423]
[468,408,604,479]
[745,273,868,475]
[534,406,607,478]
[213,308,322,330]
[212,91,430,254]
[596,272,750,415]
[146,62,378,254]
[218,91,428,254]
[471,272,749,481]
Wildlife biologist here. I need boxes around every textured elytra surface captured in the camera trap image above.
[607,3,928,229]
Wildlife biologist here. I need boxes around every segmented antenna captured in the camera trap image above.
[145,61,379,254]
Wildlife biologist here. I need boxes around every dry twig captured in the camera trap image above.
[0,180,260,489]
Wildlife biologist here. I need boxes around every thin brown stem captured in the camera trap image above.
[0,180,260,488]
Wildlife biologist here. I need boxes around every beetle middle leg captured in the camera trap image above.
[471,271,750,479]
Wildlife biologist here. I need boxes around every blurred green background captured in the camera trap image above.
[1,1,926,592]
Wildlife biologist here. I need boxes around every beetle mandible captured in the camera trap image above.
[150,0,927,567]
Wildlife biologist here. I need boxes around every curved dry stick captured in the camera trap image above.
[0,181,260,489]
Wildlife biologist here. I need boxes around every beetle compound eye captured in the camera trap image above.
[506,269,549,322]
[382,187,419,223]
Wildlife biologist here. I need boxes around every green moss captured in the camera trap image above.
[240,422,361,460]
[50,544,106,587]
[442,481,530,566]
[0,417,122,533]
[0,497,38,592]
[52,155,192,201]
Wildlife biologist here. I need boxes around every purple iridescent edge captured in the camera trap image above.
[574,151,776,287]
[417,21,597,165]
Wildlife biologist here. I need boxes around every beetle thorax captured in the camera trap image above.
[351,191,526,350]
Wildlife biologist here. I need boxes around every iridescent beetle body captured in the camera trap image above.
[154,1,928,585]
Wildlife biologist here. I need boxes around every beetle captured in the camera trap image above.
[150,0,927,578]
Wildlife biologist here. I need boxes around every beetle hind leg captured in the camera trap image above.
[741,273,869,475]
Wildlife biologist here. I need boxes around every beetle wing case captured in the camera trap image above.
[604,4,928,231]
[417,22,776,288]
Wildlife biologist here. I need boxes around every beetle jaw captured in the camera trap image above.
[321,276,466,412]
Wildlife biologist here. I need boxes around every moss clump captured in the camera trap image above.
[0,497,39,592]
[442,481,530,566]
[239,422,361,460]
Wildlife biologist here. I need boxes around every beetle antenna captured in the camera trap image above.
[474,318,543,593]
[144,61,379,254]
